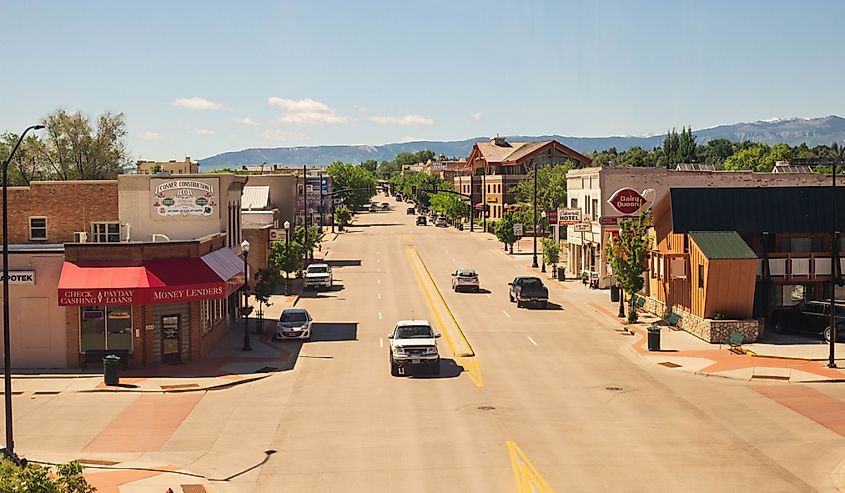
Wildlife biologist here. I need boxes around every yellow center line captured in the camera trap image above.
[507,441,555,493]
[405,247,483,388]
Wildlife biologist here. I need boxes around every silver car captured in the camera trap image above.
[451,268,480,292]
[275,308,313,341]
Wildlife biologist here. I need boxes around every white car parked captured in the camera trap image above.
[274,308,313,341]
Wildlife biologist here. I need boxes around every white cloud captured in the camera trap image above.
[268,97,351,125]
[369,114,434,126]
[233,116,258,126]
[169,97,223,110]
[258,129,307,142]
[470,112,483,121]
[195,128,216,135]
[138,131,162,141]
[356,106,369,114]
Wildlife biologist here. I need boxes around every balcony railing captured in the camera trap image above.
[758,252,845,280]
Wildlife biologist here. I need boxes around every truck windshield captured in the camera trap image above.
[395,326,433,339]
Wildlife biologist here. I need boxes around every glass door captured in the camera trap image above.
[162,315,180,363]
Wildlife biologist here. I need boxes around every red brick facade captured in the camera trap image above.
[4,181,118,244]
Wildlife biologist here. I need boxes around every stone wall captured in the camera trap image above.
[640,296,760,343]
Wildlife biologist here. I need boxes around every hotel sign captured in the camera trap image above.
[152,178,218,218]
[607,188,646,215]
[0,270,35,284]
[558,208,582,225]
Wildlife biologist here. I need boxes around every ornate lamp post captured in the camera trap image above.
[240,239,252,351]
[3,124,44,457]
[283,220,291,296]
[540,210,547,273]
[829,145,844,368]
[532,163,539,268]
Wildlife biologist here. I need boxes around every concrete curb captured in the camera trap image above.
[77,372,273,394]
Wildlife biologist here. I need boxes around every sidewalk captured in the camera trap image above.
[496,240,845,383]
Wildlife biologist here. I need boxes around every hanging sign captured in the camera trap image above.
[558,208,582,225]
[573,223,591,233]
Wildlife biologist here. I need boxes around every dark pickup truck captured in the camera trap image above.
[770,300,845,342]
[508,276,549,309]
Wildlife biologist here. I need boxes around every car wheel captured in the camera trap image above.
[541,301,548,309]
[473,286,479,293]
[390,358,400,377]
[509,293,514,302]
[772,320,787,334]
[517,300,523,308]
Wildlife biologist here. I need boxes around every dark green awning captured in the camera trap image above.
[689,231,758,260]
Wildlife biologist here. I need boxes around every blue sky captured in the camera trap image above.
[3,0,844,160]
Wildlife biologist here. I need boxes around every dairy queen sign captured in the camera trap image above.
[607,188,647,215]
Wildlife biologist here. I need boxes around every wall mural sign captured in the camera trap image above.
[152,178,218,218]
[607,188,647,215]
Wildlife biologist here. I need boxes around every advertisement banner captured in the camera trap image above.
[152,178,219,218]
[607,188,646,215]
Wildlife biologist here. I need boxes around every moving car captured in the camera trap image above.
[406,207,416,215]
[769,300,845,342]
[388,320,441,376]
[435,216,448,227]
[508,276,549,308]
[416,216,427,226]
[275,308,313,341]
[303,263,333,290]
[381,202,389,210]
[369,203,378,212]
[451,268,480,292]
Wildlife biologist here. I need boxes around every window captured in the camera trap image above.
[92,222,121,243]
[698,265,704,288]
[571,198,577,208]
[29,217,47,240]
[80,305,133,352]
[591,199,598,221]
[585,196,590,215]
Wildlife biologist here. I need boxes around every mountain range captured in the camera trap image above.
[200,115,845,169]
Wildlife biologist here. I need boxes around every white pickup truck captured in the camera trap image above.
[388,320,441,376]
[303,263,333,290]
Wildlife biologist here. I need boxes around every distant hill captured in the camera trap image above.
[200,115,845,169]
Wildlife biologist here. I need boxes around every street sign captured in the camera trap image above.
[573,223,591,233]
[513,223,523,236]
[269,229,287,241]
[558,208,582,225]
[547,209,558,224]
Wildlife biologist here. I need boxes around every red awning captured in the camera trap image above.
[58,252,244,306]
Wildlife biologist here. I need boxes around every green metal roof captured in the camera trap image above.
[689,231,758,260]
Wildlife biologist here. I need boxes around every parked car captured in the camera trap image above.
[381,202,389,210]
[275,308,313,341]
[435,216,448,227]
[388,320,441,376]
[303,263,333,290]
[406,207,416,215]
[451,268,479,292]
[770,300,845,342]
[508,276,549,308]
[369,203,378,212]
[416,216,427,226]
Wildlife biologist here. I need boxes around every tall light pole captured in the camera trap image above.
[829,146,843,368]
[240,239,252,351]
[283,220,291,296]
[540,210,547,272]
[302,165,309,262]
[3,124,44,456]
[318,172,324,231]
[532,163,539,268]
[482,167,487,233]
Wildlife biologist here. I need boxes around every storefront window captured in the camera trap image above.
[79,306,133,352]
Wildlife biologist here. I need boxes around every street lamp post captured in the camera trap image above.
[240,240,252,351]
[829,146,843,368]
[532,163,539,268]
[540,210,547,273]
[3,124,44,457]
[283,220,291,296]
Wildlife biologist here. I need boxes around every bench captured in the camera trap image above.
[665,312,681,326]
[722,332,745,353]
[82,350,129,370]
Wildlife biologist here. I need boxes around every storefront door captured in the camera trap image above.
[162,315,181,363]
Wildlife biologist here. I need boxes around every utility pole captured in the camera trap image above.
[482,168,487,233]
[829,147,843,368]
[532,163,539,268]
[303,164,309,263]
[319,171,324,230]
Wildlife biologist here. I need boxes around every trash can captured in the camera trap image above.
[610,285,620,302]
[103,354,120,386]
[647,325,661,351]
[556,266,566,281]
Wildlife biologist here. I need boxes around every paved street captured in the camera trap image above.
[7,193,845,492]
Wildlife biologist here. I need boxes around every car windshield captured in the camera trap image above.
[395,325,434,339]
[308,266,328,273]
[281,311,307,323]
[520,278,543,287]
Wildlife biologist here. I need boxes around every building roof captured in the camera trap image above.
[689,231,757,260]
[474,141,532,163]
[669,187,845,233]
[242,186,270,210]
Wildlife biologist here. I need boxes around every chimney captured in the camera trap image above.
[492,135,507,146]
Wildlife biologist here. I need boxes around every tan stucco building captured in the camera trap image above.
[136,157,200,175]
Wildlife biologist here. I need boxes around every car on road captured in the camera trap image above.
[369,203,378,212]
[508,276,549,308]
[435,216,448,227]
[416,215,427,226]
[381,202,389,210]
[769,300,845,342]
[275,308,313,341]
[388,320,441,376]
[451,268,479,292]
[406,207,416,215]
[303,263,333,290]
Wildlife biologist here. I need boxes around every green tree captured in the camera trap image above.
[429,191,467,221]
[327,161,377,209]
[493,212,518,252]
[511,161,574,212]
[334,204,352,228]
[293,224,325,259]
[541,237,560,271]
[252,267,279,325]
[604,213,652,323]
[360,159,378,174]
[0,458,94,493]
[270,239,304,292]
[722,143,786,172]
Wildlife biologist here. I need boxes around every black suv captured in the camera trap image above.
[406,207,415,215]
[770,301,845,342]
[416,216,427,226]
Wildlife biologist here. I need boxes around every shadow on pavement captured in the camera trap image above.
[309,322,358,342]
[459,288,492,295]
[326,259,362,267]
[405,358,463,379]
[349,223,404,228]
[757,333,830,345]
[299,285,345,299]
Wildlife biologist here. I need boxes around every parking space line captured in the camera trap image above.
[502,310,511,318]
[377,279,381,284]
[528,336,538,346]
